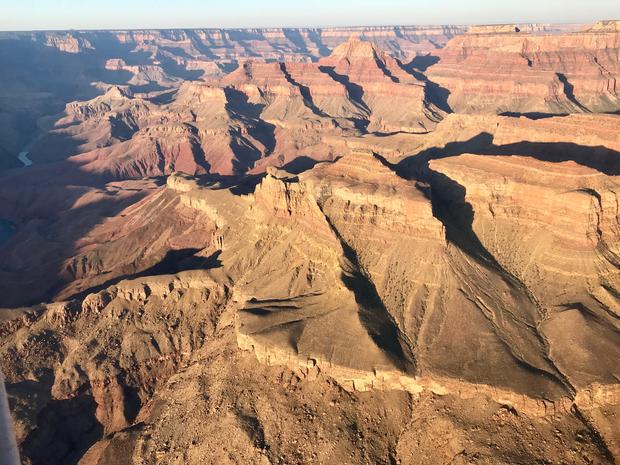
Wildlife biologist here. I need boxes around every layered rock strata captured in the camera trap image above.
[427,22,620,114]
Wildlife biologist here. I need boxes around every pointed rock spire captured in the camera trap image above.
[328,34,383,61]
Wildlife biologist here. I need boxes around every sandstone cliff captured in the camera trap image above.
[427,26,620,114]
[2,137,619,462]
[24,37,443,179]
[0,22,619,465]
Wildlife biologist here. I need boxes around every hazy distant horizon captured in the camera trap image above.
[0,18,609,33]
[0,20,604,34]
[1,0,618,32]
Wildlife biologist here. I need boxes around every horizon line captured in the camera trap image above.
[0,19,607,34]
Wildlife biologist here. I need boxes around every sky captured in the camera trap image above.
[0,0,618,31]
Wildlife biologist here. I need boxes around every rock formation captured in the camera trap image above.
[0,20,619,465]
[0,25,466,172]
[318,37,443,132]
[3,131,620,462]
[427,22,620,114]
[21,36,443,179]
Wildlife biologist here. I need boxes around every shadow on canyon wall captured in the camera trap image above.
[374,134,620,298]
[68,249,223,302]
[402,56,453,114]
[0,33,212,170]
[317,203,416,374]
[398,133,620,177]
[10,379,103,465]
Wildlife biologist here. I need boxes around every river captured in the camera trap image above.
[18,151,33,167]
[0,219,16,246]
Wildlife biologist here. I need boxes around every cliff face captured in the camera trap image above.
[427,26,620,114]
[24,37,442,179]
[32,26,464,61]
[0,25,464,171]
[319,37,443,133]
[1,21,620,465]
[430,155,620,382]
[467,23,585,35]
[2,125,619,463]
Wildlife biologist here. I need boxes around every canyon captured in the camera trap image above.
[0,20,619,465]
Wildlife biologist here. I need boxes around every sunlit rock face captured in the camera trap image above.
[0,21,619,465]
[427,22,620,114]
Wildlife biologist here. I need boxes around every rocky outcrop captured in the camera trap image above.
[2,141,619,463]
[319,36,443,133]
[584,20,620,33]
[1,21,620,465]
[427,27,620,114]
[43,33,94,54]
[0,177,218,307]
[104,59,179,86]
[429,154,620,386]
[1,272,230,464]
[26,38,444,178]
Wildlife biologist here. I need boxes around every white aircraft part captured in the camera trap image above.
[0,371,20,465]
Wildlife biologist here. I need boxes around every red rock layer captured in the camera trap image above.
[319,37,442,132]
[24,38,443,179]
[427,23,620,114]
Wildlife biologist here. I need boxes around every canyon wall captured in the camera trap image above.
[427,21,620,114]
[0,23,619,465]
